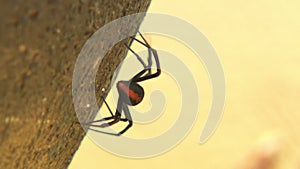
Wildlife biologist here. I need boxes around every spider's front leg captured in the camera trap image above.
[124,32,160,83]
[129,34,161,82]
[125,32,154,72]
[138,32,153,73]
[124,43,150,70]
[145,46,153,75]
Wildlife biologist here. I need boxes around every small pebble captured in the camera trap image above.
[60,43,67,50]
[28,9,38,18]
[5,117,9,123]
[42,97,47,102]
[56,28,61,34]
[19,44,27,53]
[26,70,32,76]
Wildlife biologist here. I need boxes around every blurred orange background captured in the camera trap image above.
[69,0,300,168]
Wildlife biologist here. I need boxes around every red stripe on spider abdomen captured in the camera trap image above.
[118,82,142,104]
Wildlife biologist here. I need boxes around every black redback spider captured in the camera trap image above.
[84,32,161,136]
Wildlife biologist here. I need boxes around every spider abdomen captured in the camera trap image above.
[117,81,144,106]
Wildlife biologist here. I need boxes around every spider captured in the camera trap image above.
[84,32,161,136]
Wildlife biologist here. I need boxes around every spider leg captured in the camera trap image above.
[131,48,160,82]
[128,33,161,83]
[87,114,120,128]
[130,31,151,48]
[83,113,120,128]
[124,42,152,75]
[120,118,128,122]
[84,98,123,129]
[99,96,128,122]
[138,31,151,47]
[82,96,114,125]
[88,128,122,136]
[147,47,153,69]
[81,116,114,125]
[144,47,153,76]
[87,99,132,136]
[124,43,147,69]
[125,32,159,83]
[130,68,150,81]
[101,95,113,116]
[130,31,153,69]
[117,104,133,135]
[86,113,122,136]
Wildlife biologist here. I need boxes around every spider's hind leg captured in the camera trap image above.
[117,104,133,135]
[82,95,115,125]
